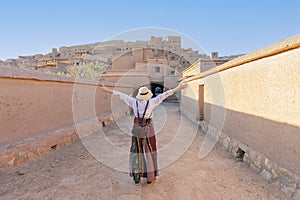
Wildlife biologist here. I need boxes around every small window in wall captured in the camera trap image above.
[155,66,160,73]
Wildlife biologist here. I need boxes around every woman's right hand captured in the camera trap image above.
[98,84,113,93]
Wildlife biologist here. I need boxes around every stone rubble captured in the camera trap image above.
[199,120,300,199]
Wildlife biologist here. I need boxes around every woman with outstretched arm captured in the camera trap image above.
[99,83,187,185]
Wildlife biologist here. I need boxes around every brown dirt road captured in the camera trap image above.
[0,103,290,200]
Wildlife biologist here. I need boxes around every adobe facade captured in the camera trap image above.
[181,34,300,198]
[102,47,188,100]
[97,36,205,99]
[0,67,132,172]
[6,36,200,72]
[0,36,204,95]
[182,52,230,77]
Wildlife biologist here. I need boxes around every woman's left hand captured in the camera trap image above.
[179,81,188,89]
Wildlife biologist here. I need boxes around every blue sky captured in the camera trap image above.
[0,0,299,60]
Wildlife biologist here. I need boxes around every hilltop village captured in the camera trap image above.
[0,36,238,79]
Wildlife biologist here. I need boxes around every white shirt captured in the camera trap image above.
[113,89,174,119]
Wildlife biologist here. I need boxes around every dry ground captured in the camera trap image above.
[0,103,290,200]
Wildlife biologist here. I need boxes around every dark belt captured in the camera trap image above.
[134,117,152,124]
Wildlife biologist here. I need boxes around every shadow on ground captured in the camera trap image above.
[0,103,290,200]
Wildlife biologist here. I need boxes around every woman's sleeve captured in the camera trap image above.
[151,89,174,105]
[112,90,135,108]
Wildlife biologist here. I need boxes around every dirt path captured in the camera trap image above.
[0,103,290,200]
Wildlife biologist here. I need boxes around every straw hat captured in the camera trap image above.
[136,86,153,101]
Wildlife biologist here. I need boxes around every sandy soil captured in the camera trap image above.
[0,103,290,200]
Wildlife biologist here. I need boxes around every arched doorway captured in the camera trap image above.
[151,83,164,97]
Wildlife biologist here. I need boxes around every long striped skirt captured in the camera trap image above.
[129,120,158,183]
